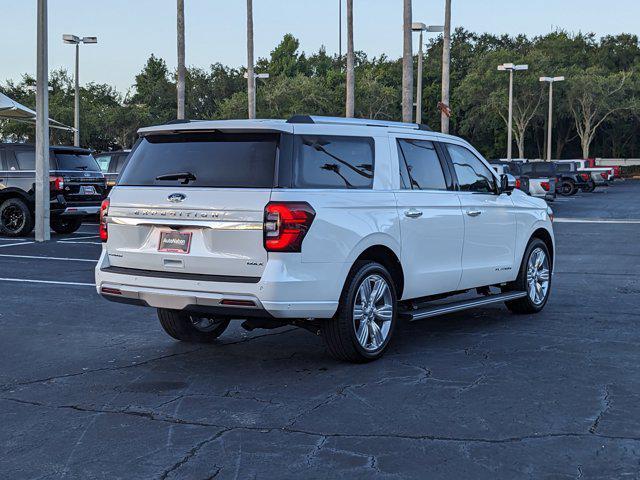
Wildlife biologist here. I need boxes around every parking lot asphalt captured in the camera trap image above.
[1,182,639,479]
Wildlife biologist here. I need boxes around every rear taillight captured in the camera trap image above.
[541,181,550,191]
[49,176,64,191]
[99,198,110,242]
[600,172,608,179]
[264,202,315,252]
[515,178,521,189]
[580,173,590,181]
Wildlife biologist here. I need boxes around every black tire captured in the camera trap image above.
[559,179,576,196]
[322,261,398,363]
[0,197,34,237]
[503,238,552,314]
[582,180,596,192]
[50,217,83,234]
[157,308,231,343]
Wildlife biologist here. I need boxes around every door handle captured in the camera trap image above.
[466,210,482,217]
[404,209,423,218]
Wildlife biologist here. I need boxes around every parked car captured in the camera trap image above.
[550,161,592,195]
[556,159,612,190]
[0,143,107,236]
[96,116,555,362]
[519,161,557,201]
[489,160,530,194]
[95,150,130,191]
[585,159,621,179]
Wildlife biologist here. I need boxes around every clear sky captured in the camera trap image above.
[2,0,638,93]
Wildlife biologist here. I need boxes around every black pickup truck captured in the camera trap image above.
[0,143,107,236]
[552,161,592,195]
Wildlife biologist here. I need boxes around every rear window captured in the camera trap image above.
[521,162,556,176]
[291,135,374,189]
[54,152,101,172]
[119,132,279,188]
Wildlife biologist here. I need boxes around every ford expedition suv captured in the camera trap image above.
[96,116,554,362]
[0,143,107,236]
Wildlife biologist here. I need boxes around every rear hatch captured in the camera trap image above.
[51,149,107,202]
[105,131,281,279]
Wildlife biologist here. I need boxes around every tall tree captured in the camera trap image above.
[568,69,633,158]
[345,0,354,117]
[401,0,413,122]
[246,0,255,119]
[176,0,186,119]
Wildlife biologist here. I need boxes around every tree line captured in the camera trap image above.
[1,29,639,159]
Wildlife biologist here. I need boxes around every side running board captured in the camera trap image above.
[401,291,528,322]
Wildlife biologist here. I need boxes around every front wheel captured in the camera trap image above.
[157,309,231,343]
[322,261,397,363]
[504,238,552,314]
[50,217,83,234]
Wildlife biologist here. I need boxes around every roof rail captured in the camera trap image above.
[286,115,432,131]
[164,119,194,125]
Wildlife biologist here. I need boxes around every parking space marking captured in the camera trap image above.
[55,240,102,245]
[58,235,100,241]
[0,241,35,248]
[0,254,97,263]
[555,218,640,224]
[0,277,95,287]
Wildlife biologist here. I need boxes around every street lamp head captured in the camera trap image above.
[63,34,80,44]
[497,63,515,71]
[553,76,565,82]
[82,36,98,44]
[255,73,270,79]
[426,25,445,32]
[540,76,565,83]
[514,64,528,71]
[411,22,427,32]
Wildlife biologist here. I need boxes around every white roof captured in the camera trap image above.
[0,92,74,131]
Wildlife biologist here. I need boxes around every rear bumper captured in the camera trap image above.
[94,249,345,319]
[50,196,103,216]
[60,205,100,216]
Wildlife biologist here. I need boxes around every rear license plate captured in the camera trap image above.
[158,231,192,253]
[80,185,96,195]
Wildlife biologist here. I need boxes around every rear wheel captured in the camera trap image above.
[583,180,596,192]
[0,198,33,237]
[50,217,83,234]
[322,261,397,363]
[504,238,551,314]
[559,179,576,196]
[157,309,231,343]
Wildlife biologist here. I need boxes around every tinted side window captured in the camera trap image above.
[397,139,447,190]
[447,144,496,193]
[115,154,129,172]
[293,135,374,189]
[15,150,36,170]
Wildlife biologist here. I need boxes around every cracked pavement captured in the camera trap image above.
[1,181,640,479]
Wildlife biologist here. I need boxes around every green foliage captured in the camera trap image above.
[2,31,640,159]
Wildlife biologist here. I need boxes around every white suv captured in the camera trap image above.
[96,116,554,362]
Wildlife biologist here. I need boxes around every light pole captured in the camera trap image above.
[36,0,50,242]
[539,76,565,161]
[63,34,97,147]
[497,63,528,160]
[243,72,269,115]
[440,0,452,134]
[412,23,444,124]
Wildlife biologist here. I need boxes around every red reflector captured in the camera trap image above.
[101,287,122,295]
[515,178,521,189]
[99,198,110,242]
[600,172,608,179]
[264,202,315,252]
[580,173,590,181]
[49,176,64,191]
[541,181,550,191]
[220,299,256,307]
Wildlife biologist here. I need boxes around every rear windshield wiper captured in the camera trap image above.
[155,172,197,184]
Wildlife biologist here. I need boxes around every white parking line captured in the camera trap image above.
[555,218,640,224]
[0,241,35,248]
[0,277,95,287]
[58,235,100,241]
[0,254,96,263]
[56,241,102,245]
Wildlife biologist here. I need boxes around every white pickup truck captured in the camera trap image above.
[96,116,555,362]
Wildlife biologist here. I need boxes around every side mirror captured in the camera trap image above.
[500,173,516,194]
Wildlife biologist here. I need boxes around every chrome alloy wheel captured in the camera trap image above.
[526,247,550,305]
[353,274,393,352]
[190,316,226,332]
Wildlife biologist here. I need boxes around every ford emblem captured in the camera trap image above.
[168,193,186,203]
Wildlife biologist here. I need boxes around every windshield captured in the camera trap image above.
[54,152,101,171]
[119,132,279,188]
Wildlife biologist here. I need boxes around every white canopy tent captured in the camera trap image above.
[0,92,74,131]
